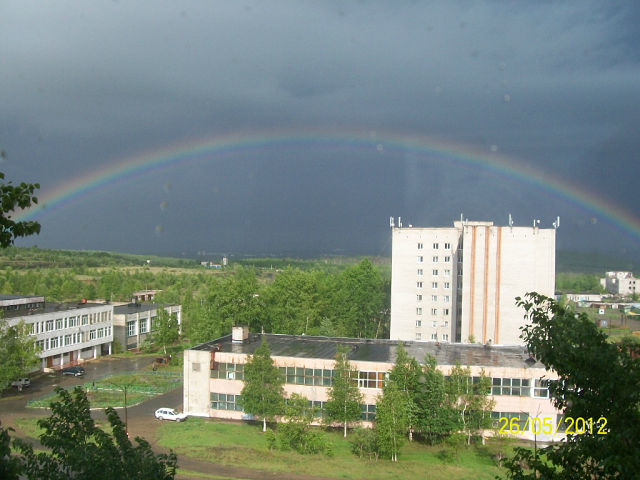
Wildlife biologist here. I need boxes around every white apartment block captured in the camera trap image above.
[601,271,638,296]
[1,294,114,371]
[391,219,556,345]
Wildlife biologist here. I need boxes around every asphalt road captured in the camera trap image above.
[0,356,339,480]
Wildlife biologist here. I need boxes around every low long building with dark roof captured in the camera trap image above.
[184,327,563,441]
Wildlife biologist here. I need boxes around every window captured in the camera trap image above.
[417,242,423,249]
[139,319,148,334]
[55,318,63,330]
[415,320,421,327]
[416,294,422,301]
[444,255,451,262]
[210,393,242,411]
[82,315,88,326]
[50,337,59,349]
[417,269,423,275]
[442,334,449,341]
[433,243,439,249]
[89,330,96,340]
[358,371,386,389]
[492,412,529,432]
[416,281,423,288]
[444,295,450,302]
[416,307,422,315]
[431,308,437,315]
[444,320,449,327]
[444,282,450,289]
[492,378,531,396]
[431,295,438,301]
[361,404,376,421]
[35,339,44,351]
[127,321,136,337]
[432,320,437,327]
[431,333,437,340]
[415,333,421,340]
[443,308,449,316]
[68,316,77,327]
[417,256,423,263]
[432,269,438,276]
[444,242,451,249]
[97,327,104,338]
[46,320,54,332]
[211,362,245,380]
[444,269,451,276]
[534,379,549,398]
[432,282,438,288]
[432,255,438,262]
[278,366,333,386]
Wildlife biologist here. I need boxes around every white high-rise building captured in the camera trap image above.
[390,218,556,345]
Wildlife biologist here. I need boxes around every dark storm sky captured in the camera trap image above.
[2,1,639,258]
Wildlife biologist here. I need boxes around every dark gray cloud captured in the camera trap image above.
[1,1,639,258]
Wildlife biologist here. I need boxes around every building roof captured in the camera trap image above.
[3,301,109,319]
[192,333,545,370]
[113,303,162,315]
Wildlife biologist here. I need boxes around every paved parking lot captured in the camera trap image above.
[0,355,184,430]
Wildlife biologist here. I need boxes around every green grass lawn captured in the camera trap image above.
[157,418,515,480]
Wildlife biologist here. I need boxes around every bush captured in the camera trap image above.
[349,427,377,460]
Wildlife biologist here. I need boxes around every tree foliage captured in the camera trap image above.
[153,309,180,355]
[273,393,331,455]
[0,318,40,390]
[10,386,177,480]
[502,293,640,479]
[324,347,363,437]
[0,172,40,248]
[240,337,285,432]
[375,381,411,462]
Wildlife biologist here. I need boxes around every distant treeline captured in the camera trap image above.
[0,254,389,343]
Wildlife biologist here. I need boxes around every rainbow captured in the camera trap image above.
[14,128,640,242]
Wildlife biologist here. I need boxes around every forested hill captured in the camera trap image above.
[556,250,638,274]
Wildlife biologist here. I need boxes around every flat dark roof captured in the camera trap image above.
[3,301,108,318]
[192,333,544,370]
[113,303,161,315]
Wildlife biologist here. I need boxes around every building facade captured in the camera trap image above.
[183,330,564,442]
[601,271,638,296]
[390,219,556,345]
[2,295,114,371]
[112,302,182,350]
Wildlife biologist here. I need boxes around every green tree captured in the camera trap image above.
[276,393,329,454]
[0,319,40,391]
[0,171,40,248]
[14,386,177,480]
[330,259,387,338]
[414,355,458,444]
[153,308,180,355]
[324,347,363,437]
[388,344,420,440]
[240,337,285,432]
[0,423,21,480]
[446,365,494,445]
[502,293,640,479]
[375,381,410,462]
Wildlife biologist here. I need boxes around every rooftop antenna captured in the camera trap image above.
[553,216,560,229]
[398,216,403,228]
[460,212,464,225]
[389,216,395,228]
[508,213,513,227]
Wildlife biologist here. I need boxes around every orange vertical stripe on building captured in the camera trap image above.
[469,226,476,340]
[482,226,490,344]
[494,227,502,344]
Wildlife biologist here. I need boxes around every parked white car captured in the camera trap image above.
[154,408,187,422]
[11,378,31,391]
